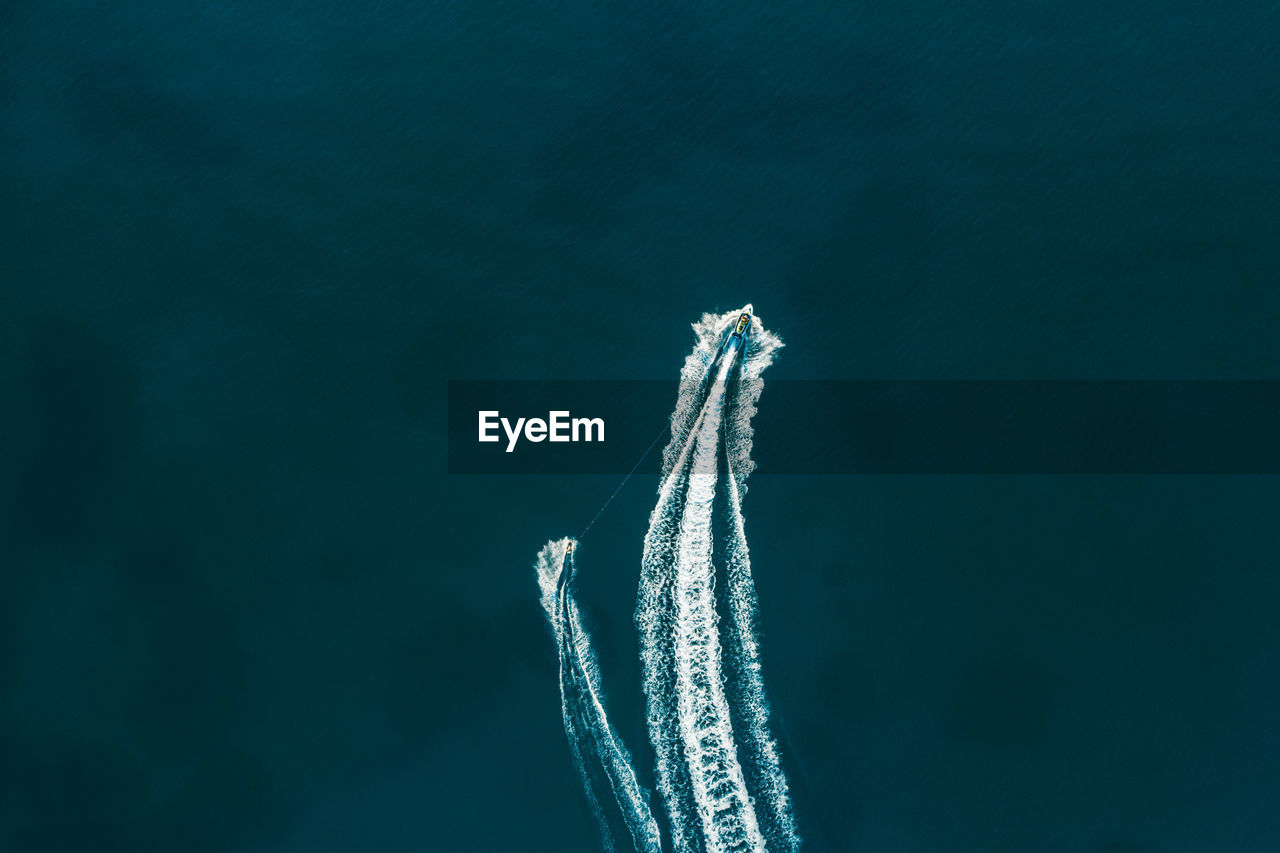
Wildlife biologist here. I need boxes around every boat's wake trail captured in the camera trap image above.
[536,309,798,852]
[537,539,664,852]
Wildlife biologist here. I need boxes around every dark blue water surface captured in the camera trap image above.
[3,2,1278,851]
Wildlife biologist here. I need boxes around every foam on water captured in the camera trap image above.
[537,308,796,852]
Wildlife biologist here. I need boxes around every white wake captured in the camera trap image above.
[536,308,798,853]
[537,538,664,853]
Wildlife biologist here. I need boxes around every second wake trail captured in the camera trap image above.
[537,537,663,852]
